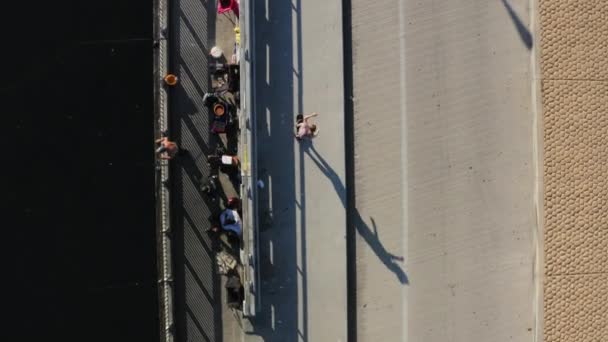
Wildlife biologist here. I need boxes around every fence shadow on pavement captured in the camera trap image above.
[170,0,224,341]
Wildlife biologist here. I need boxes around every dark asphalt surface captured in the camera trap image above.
[3,2,159,341]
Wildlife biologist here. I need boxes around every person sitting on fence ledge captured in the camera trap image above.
[208,208,241,237]
[208,197,242,236]
[155,137,180,160]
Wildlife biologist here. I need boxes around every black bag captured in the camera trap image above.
[225,275,243,309]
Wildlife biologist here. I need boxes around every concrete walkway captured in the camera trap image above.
[244,0,347,341]
[350,0,539,341]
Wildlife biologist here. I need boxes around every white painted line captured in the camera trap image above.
[266,43,270,85]
[266,107,272,136]
[269,239,274,266]
[528,0,544,341]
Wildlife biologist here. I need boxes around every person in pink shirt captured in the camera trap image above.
[295,112,319,140]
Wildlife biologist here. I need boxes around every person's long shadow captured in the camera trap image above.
[501,0,533,50]
[303,143,409,284]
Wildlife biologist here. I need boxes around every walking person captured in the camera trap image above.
[155,136,180,160]
[295,112,319,140]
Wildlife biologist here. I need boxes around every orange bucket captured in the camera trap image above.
[213,103,225,116]
[164,74,178,86]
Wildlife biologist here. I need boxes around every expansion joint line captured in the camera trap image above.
[542,77,608,83]
[548,271,608,277]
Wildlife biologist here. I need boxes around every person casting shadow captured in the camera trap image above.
[304,144,408,284]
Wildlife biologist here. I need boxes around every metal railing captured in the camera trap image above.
[155,0,175,339]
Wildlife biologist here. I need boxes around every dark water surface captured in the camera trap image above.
[3,1,159,341]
